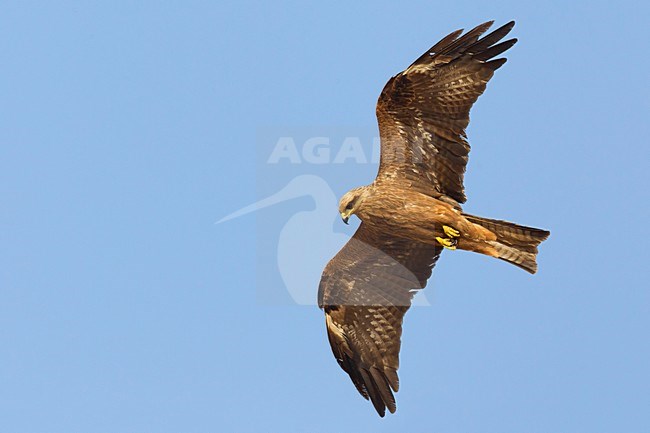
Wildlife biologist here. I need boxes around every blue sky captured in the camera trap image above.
[1,1,649,432]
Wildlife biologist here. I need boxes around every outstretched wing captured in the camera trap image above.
[318,224,441,416]
[375,21,517,204]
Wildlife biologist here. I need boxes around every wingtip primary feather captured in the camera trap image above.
[486,58,508,71]
[469,20,495,36]
[474,38,518,61]
[437,20,495,56]
[370,367,397,414]
[467,20,516,54]
[384,367,400,392]
[360,369,387,417]
[404,20,517,76]
[429,28,464,53]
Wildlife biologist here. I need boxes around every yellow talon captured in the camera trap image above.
[443,225,460,238]
[436,236,457,250]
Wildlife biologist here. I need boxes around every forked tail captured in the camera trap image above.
[464,214,550,274]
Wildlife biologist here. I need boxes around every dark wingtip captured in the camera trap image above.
[353,366,399,417]
[486,58,507,71]
[474,38,518,62]
[466,20,517,58]
[475,20,495,30]
[385,368,400,392]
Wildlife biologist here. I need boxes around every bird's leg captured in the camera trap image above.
[436,237,457,250]
[443,225,460,238]
[436,225,460,250]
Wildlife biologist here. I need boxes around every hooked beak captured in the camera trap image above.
[340,212,350,225]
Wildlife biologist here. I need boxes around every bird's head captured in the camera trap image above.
[338,186,369,224]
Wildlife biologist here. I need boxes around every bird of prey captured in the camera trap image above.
[318,21,550,417]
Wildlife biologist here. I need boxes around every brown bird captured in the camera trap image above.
[318,20,550,417]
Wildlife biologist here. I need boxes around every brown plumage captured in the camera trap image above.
[318,21,550,417]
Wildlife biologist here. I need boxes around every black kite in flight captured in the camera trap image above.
[318,20,550,416]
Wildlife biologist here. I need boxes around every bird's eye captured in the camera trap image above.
[345,202,354,210]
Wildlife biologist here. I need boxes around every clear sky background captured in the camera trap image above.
[1,1,649,432]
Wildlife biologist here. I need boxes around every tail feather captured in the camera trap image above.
[464,214,550,274]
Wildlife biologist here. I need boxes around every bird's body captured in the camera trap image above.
[348,184,493,246]
[318,20,550,417]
